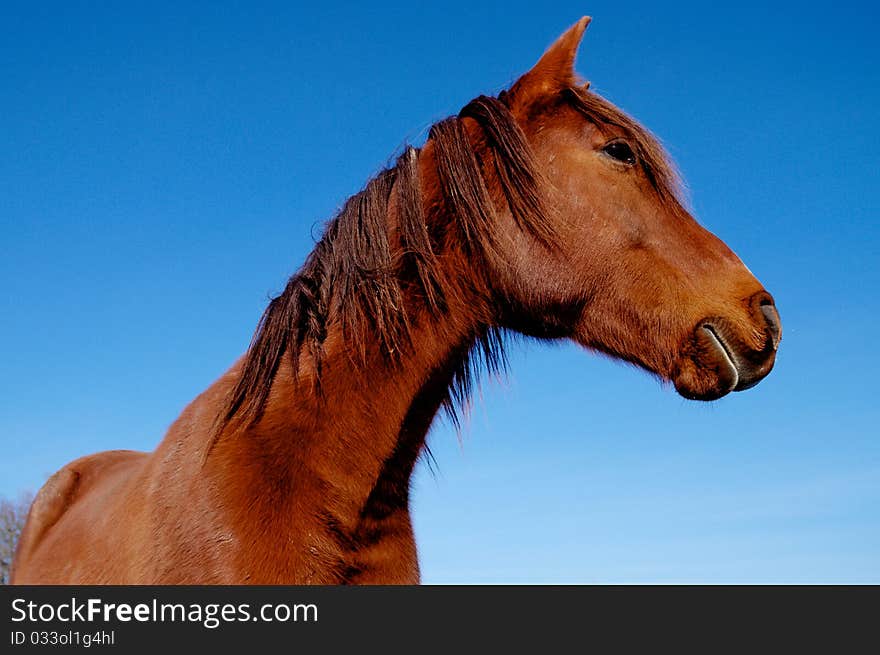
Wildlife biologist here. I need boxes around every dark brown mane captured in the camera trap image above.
[215,95,554,438]
[564,86,684,207]
[214,89,684,441]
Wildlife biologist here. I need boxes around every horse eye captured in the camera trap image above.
[602,141,636,165]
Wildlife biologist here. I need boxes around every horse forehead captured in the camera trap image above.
[522,103,634,150]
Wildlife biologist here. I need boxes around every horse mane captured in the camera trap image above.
[214,95,552,439]
[213,88,682,440]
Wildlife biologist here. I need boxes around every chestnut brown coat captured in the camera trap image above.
[12,18,780,584]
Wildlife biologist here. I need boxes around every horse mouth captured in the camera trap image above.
[700,325,739,391]
[673,317,779,401]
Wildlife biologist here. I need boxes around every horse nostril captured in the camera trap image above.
[759,301,782,350]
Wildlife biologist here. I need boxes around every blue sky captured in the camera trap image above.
[1,1,878,582]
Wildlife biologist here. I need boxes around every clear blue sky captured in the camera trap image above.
[1,1,878,583]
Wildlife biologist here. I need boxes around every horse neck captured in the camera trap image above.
[209,144,494,536]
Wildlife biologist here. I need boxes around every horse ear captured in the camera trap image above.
[508,17,591,106]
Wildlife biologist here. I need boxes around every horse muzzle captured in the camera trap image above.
[673,293,781,401]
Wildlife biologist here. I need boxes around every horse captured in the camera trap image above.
[12,17,781,584]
